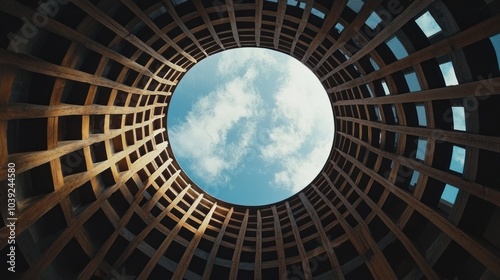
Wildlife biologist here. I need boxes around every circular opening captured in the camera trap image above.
[167,48,335,205]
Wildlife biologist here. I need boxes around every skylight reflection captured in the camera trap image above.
[441,184,459,204]
[450,146,466,174]
[386,36,408,59]
[347,0,364,13]
[439,61,459,86]
[415,11,442,37]
[452,106,466,131]
[366,12,382,29]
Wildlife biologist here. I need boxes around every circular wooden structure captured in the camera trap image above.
[1,0,500,279]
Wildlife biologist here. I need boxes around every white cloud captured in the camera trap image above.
[259,58,334,192]
[273,140,332,193]
[415,11,442,38]
[169,69,261,184]
[216,48,279,77]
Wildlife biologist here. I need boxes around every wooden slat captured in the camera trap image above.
[271,205,287,278]
[19,141,168,279]
[161,0,208,57]
[298,194,345,280]
[137,194,204,279]
[193,0,225,50]
[336,149,500,277]
[255,0,263,46]
[312,0,384,71]
[338,116,500,154]
[228,209,249,279]
[320,0,434,82]
[0,128,165,248]
[226,0,241,47]
[290,1,312,54]
[338,130,500,208]
[0,0,175,86]
[71,0,186,72]
[273,0,288,49]
[333,76,500,106]
[326,166,440,280]
[254,210,262,280]
[171,202,217,279]
[285,201,313,280]
[325,11,500,90]
[301,0,347,63]
[202,207,234,279]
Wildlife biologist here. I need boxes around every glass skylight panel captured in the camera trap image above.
[409,170,420,191]
[366,11,383,29]
[450,146,466,173]
[335,23,345,33]
[416,138,427,160]
[391,105,398,123]
[171,0,187,5]
[386,36,408,60]
[370,57,380,70]
[404,72,421,92]
[490,34,500,69]
[439,61,459,86]
[374,106,381,121]
[339,49,350,60]
[441,184,459,204]
[311,8,326,19]
[347,0,364,13]
[381,80,390,95]
[287,0,299,6]
[416,104,427,126]
[366,84,374,97]
[452,106,466,131]
[415,11,442,37]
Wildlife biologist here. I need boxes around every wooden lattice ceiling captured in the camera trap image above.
[0,0,500,279]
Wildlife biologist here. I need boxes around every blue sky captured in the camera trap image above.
[167,48,334,205]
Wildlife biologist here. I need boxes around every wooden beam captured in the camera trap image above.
[193,0,225,50]
[312,0,383,71]
[298,193,345,280]
[226,0,241,47]
[171,202,218,279]
[228,209,249,279]
[254,210,262,280]
[274,0,288,49]
[71,0,186,72]
[336,149,500,277]
[255,0,263,46]
[202,207,234,279]
[320,0,434,82]
[290,0,312,54]
[285,201,313,280]
[301,0,347,63]
[19,141,168,279]
[271,205,287,278]
[161,0,208,57]
[137,194,204,279]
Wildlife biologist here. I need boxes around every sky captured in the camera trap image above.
[167,48,334,205]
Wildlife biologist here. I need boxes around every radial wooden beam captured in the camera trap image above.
[226,0,241,47]
[290,0,312,54]
[255,0,263,46]
[202,207,234,279]
[311,0,384,71]
[171,202,217,279]
[298,193,345,280]
[285,201,313,280]
[272,205,287,278]
[229,209,250,279]
[301,0,347,63]
[254,210,262,280]
[273,0,288,49]
[193,0,225,50]
[137,194,204,279]
[72,0,186,73]
[161,0,208,57]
